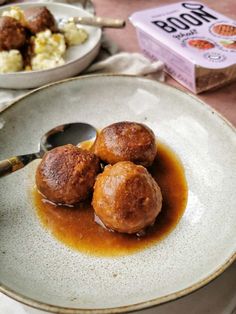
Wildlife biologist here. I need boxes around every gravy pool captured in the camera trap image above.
[33,142,188,257]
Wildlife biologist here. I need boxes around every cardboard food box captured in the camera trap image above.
[130,2,236,93]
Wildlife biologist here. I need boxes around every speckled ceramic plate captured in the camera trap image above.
[0,75,235,313]
[0,3,101,89]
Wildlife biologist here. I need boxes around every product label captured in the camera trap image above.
[130,2,236,69]
[152,3,218,33]
[136,29,195,91]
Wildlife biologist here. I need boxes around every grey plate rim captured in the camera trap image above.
[0,74,235,314]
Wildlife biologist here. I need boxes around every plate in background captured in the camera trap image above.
[0,2,101,89]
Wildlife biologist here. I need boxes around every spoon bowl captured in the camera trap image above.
[0,122,97,177]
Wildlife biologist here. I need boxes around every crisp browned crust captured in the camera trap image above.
[92,161,162,234]
[36,144,100,205]
[0,16,26,51]
[24,6,58,34]
[94,121,157,167]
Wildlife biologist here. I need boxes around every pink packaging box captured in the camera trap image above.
[130,2,236,93]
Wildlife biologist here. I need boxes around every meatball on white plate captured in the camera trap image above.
[0,2,101,89]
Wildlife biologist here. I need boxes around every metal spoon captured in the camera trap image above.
[58,16,125,29]
[0,122,97,177]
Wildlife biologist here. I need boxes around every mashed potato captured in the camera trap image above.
[0,50,23,73]
[0,7,89,72]
[31,54,65,71]
[61,21,88,46]
[2,6,27,26]
[31,29,66,70]
[33,30,66,56]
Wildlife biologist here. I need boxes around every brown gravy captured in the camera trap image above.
[33,142,188,257]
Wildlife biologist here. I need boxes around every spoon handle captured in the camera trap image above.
[71,16,125,28]
[0,153,39,177]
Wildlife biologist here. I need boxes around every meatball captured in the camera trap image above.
[24,6,58,34]
[0,16,26,51]
[93,122,157,167]
[36,144,100,205]
[92,161,162,234]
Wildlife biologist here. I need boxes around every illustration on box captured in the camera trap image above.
[130,2,236,93]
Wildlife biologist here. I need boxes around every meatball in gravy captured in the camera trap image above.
[94,122,156,167]
[24,6,58,34]
[36,144,100,205]
[0,16,26,51]
[92,161,162,234]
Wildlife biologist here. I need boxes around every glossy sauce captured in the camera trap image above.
[33,142,188,257]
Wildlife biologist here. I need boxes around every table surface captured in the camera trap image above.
[95,0,236,128]
[1,1,236,314]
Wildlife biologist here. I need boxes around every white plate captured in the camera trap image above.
[0,75,235,313]
[0,3,101,89]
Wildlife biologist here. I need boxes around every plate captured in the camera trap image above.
[0,75,235,313]
[0,2,101,89]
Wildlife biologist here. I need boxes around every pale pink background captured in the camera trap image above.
[94,0,236,127]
